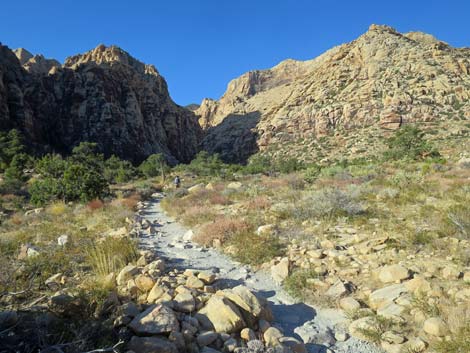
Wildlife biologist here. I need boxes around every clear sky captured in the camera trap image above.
[1,0,469,105]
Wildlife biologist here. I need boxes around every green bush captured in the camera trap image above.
[384,125,440,161]
[184,151,226,177]
[0,129,25,171]
[104,155,137,183]
[138,153,169,179]
[304,164,322,182]
[62,164,108,202]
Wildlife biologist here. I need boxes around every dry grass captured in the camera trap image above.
[194,217,253,246]
[87,199,105,211]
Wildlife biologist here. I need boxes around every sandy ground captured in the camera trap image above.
[137,194,383,353]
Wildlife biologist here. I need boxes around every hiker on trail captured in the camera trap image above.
[174,175,181,188]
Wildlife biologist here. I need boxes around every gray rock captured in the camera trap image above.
[128,305,179,335]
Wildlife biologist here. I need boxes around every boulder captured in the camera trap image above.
[227,182,243,190]
[188,184,205,193]
[174,292,196,313]
[117,265,140,286]
[198,272,217,285]
[129,305,179,335]
[378,265,409,283]
[240,328,257,341]
[0,311,18,329]
[197,331,218,346]
[369,284,407,310]
[127,336,178,353]
[134,274,155,292]
[187,276,205,289]
[325,280,349,298]
[147,284,166,303]
[196,296,246,333]
[271,258,290,284]
[423,317,448,336]
[339,297,361,311]
[263,327,283,347]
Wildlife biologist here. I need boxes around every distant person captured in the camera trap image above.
[174,175,181,188]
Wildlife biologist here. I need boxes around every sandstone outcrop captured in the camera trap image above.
[196,25,470,162]
[1,44,201,163]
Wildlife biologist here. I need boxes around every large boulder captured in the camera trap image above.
[271,258,290,284]
[127,336,178,353]
[369,284,407,310]
[196,296,246,333]
[423,317,448,336]
[378,265,409,283]
[129,305,179,335]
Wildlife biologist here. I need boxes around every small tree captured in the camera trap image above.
[104,155,136,184]
[384,125,440,161]
[139,153,169,182]
[0,129,25,171]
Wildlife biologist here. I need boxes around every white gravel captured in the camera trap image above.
[138,194,383,353]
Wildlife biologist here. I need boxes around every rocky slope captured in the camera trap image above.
[0,44,201,163]
[196,25,470,162]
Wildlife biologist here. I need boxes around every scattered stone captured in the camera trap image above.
[183,230,194,241]
[279,337,307,353]
[197,296,246,333]
[334,331,349,342]
[57,234,69,246]
[378,265,409,283]
[271,258,290,283]
[263,327,283,347]
[128,305,179,335]
[227,182,242,190]
[256,224,277,236]
[240,328,257,341]
[186,276,205,289]
[339,297,361,311]
[198,272,217,284]
[117,265,140,286]
[369,283,407,309]
[174,292,196,313]
[423,317,448,336]
[134,274,155,292]
[197,331,218,346]
[147,284,166,303]
[127,336,178,353]
[325,280,349,298]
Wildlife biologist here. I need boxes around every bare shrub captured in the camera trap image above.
[87,199,104,211]
[194,217,252,246]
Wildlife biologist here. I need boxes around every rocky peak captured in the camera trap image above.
[13,48,34,65]
[64,44,160,77]
[0,43,201,163]
[196,24,470,163]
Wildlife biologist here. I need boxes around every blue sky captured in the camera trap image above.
[1,0,468,105]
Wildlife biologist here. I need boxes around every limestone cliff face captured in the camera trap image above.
[0,44,201,163]
[196,25,470,162]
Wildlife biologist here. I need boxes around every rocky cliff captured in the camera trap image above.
[0,44,201,164]
[196,25,470,162]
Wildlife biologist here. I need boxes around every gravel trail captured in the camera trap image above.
[138,194,383,353]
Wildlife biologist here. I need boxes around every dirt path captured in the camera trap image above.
[138,194,383,353]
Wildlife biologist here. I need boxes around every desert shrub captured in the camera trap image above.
[194,217,252,246]
[62,164,108,202]
[286,174,305,190]
[35,154,68,178]
[243,154,273,175]
[0,129,25,171]
[29,177,63,206]
[208,193,231,205]
[276,158,304,174]
[47,202,68,216]
[184,151,226,177]
[284,268,318,300]
[295,188,365,221]
[356,314,401,344]
[180,205,217,227]
[86,237,138,277]
[304,164,322,182]
[246,196,271,211]
[87,199,105,211]
[138,153,169,180]
[229,231,284,265]
[433,321,470,353]
[446,204,470,239]
[104,155,137,183]
[119,193,141,210]
[384,125,440,161]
